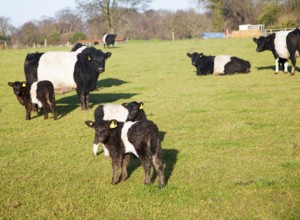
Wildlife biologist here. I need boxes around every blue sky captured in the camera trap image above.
[1,0,197,27]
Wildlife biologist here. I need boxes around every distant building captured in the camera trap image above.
[231,24,264,38]
[239,24,264,33]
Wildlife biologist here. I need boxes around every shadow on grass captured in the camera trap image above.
[46,77,132,119]
[126,131,178,186]
[56,92,138,119]
[256,65,300,73]
[97,77,128,88]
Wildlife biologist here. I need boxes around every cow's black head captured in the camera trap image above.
[253,34,274,52]
[8,81,26,96]
[122,101,146,121]
[85,119,118,144]
[78,47,112,74]
[187,52,204,66]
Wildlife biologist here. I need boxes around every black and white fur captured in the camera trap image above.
[24,46,112,110]
[8,81,57,120]
[93,101,146,156]
[187,52,251,75]
[85,119,165,187]
[253,28,300,75]
[102,34,117,48]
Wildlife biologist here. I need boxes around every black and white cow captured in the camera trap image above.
[71,43,87,52]
[187,52,251,75]
[24,46,112,110]
[253,28,300,75]
[85,119,165,187]
[8,81,57,120]
[103,34,117,48]
[92,101,146,156]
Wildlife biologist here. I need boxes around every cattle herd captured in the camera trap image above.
[8,29,300,188]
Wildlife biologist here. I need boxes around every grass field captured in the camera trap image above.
[1,38,300,219]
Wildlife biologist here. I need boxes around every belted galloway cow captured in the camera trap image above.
[24,46,112,110]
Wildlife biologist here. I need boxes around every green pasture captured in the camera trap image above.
[0,38,300,219]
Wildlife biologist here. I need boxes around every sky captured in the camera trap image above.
[1,0,197,28]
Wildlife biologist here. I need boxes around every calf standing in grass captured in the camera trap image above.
[8,81,57,120]
[85,119,165,188]
[92,101,146,156]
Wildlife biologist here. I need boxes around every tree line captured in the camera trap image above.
[0,0,299,47]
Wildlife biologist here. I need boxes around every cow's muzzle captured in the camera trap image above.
[97,67,104,73]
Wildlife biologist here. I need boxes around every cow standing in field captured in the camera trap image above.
[103,34,117,48]
[24,46,112,110]
[92,101,146,157]
[85,119,165,188]
[8,81,57,120]
[253,28,300,75]
[187,52,251,75]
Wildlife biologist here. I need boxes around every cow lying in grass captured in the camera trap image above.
[85,119,165,188]
[92,101,146,156]
[187,52,251,75]
[8,81,57,120]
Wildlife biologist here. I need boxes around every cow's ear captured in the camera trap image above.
[139,102,144,110]
[85,120,95,128]
[187,53,192,58]
[253,38,258,43]
[121,102,128,107]
[109,120,118,129]
[8,82,13,87]
[105,52,112,59]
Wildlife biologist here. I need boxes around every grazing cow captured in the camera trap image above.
[8,81,57,120]
[85,119,165,188]
[253,28,300,75]
[187,52,251,75]
[103,34,117,48]
[24,46,112,110]
[92,101,146,156]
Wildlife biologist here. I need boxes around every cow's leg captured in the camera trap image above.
[84,93,90,110]
[25,109,31,120]
[275,58,279,74]
[47,93,57,120]
[50,102,57,120]
[284,61,289,74]
[93,143,99,157]
[76,89,87,110]
[141,156,152,185]
[111,155,122,185]
[25,104,32,120]
[152,147,165,188]
[121,154,130,181]
[40,98,49,120]
[290,55,296,76]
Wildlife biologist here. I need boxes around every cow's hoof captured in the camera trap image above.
[274,72,279,74]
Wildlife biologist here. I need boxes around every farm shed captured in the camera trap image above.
[231,24,264,38]
[201,32,226,39]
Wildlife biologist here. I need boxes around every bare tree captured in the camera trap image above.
[76,0,152,34]
[0,16,14,39]
[17,22,43,46]
[56,9,84,34]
